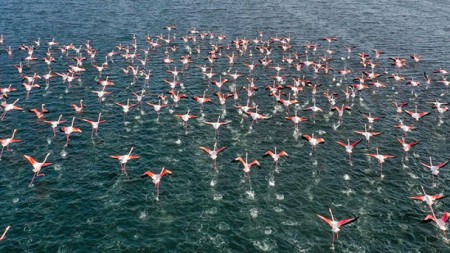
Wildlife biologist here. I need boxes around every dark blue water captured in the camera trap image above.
[1,0,450,252]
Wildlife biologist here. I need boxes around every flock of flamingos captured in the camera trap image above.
[0,26,449,248]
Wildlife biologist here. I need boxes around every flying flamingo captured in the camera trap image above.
[193,90,212,111]
[397,137,418,153]
[331,104,351,122]
[110,147,140,175]
[72,100,84,113]
[263,147,288,186]
[29,104,48,119]
[263,147,288,169]
[44,115,65,138]
[174,109,198,134]
[317,208,359,248]
[243,107,270,126]
[285,110,308,131]
[363,113,380,125]
[404,106,430,121]
[366,148,395,176]
[355,124,382,143]
[92,86,112,103]
[81,113,106,136]
[0,129,21,158]
[393,101,408,114]
[141,167,173,200]
[199,143,227,172]
[233,152,261,185]
[24,153,52,186]
[203,116,231,138]
[410,186,446,210]
[115,98,137,116]
[146,100,168,122]
[336,139,362,162]
[60,117,82,146]
[422,211,450,238]
[304,100,323,119]
[0,225,10,241]
[1,99,23,120]
[421,156,449,179]
[394,121,415,136]
[302,134,325,154]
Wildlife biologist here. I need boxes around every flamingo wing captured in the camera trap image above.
[409,195,426,201]
[141,171,156,180]
[351,139,362,148]
[199,146,211,154]
[216,146,228,154]
[302,134,312,141]
[336,141,347,148]
[24,155,38,166]
[317,214,333,227]
[437,161,449,169]
[338,217,359,227]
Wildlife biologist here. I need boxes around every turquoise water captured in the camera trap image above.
[1,0,450,252]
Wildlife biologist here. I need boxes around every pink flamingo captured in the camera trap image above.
[110,147,140,175]
[24,153,52,186]
[317,208,359,248]
[0,129,21,158]
[141,167,173,200]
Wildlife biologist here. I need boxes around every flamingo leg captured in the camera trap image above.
[30,173,37,186]
[122,163,127,175]
[214,159,218,173]
[156,184,160,200]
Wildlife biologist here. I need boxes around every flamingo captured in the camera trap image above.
[302,134,325,154]
[92,86,111,103]
[397,137,418,153]
[233,153,261,186]
[317,208,359,247]
[243,107,270,126]
[29,104,48,119]
[115,98,137,116]
[422,211,450,238]
[420,156,449,178]
[355,124,382,143]
[394,121,415,136]
[141,167,173,200]
[44,115,65,138]
[174,109,198,134]
[110,147,140,175]
[199,143,227,172]
[366,148,395,175]
[404,106,430,121]
[336,139,362,162]
[82,113,106,136]
[0,129,21,158]
[263,147,288,168]
[1,85,16,98]
[331,104,351,122]
[72,100,84,113]
[147,100,168,122]
[192,90,212,110]
[24,153,52,186]
[285,110,308,131]
[60,117,82,146]
[410,186,446,210]
[203,116,231,137]
[1,99,23,120]
[363,113,380,125]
